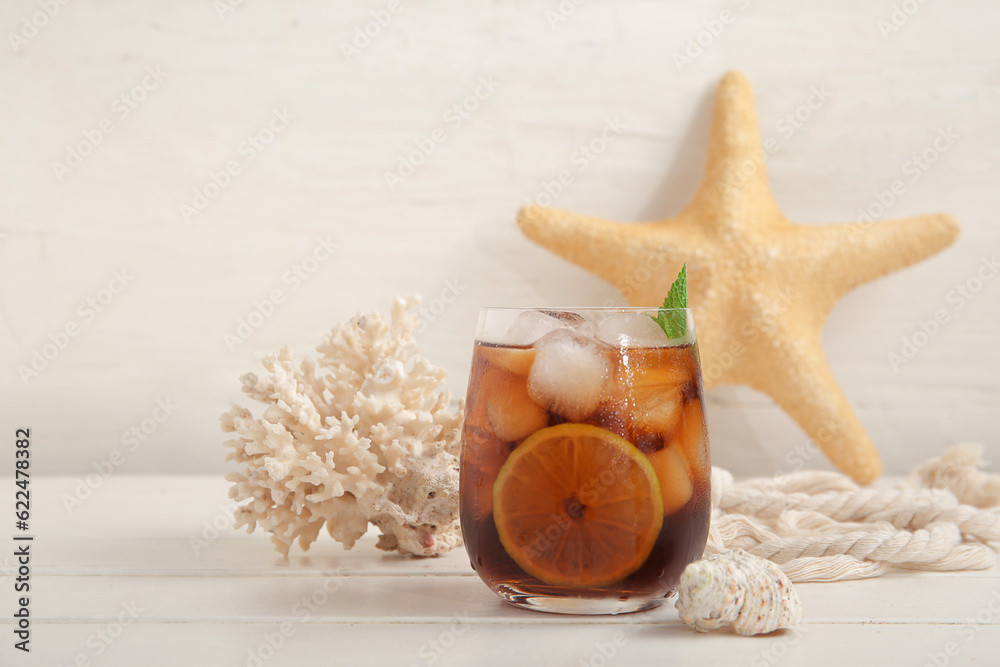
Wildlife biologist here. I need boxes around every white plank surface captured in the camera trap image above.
[0,0,998,478]
[3,475,1000,666]
[19,624,1000,667]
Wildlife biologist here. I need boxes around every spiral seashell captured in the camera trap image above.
[676,549,803,636]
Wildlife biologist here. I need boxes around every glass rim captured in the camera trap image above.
[478,306,692,312]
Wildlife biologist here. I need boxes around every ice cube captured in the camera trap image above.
[500,309,598,347]
[647,444,693,514]
[544,310,597,337]
[481,345,537,375]
[501,311,570,346]
[486,371,549,442]
[527,329,611,421]
[632,385,684,440]
[604,350,690,451]
[538,310,589,327]
[677,398,709,479]
[596,312,671,348]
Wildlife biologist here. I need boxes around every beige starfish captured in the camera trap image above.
[517,71,959,483]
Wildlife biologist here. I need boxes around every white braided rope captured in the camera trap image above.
[708,444,1000,582]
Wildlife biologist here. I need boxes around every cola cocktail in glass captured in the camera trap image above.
[460,307,711,614]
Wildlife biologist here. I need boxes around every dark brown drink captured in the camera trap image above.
[460,310,711,614]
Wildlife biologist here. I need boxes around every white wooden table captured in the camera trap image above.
[4,476,1000,666]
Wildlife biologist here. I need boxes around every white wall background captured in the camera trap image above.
[1,0,997,478]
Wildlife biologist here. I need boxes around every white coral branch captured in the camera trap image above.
[222,296,463,557]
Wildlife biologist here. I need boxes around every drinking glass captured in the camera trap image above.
[460,307,711,614]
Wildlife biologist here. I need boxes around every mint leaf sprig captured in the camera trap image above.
[649,264,688,339]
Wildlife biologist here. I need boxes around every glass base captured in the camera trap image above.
[495,584,675,615]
